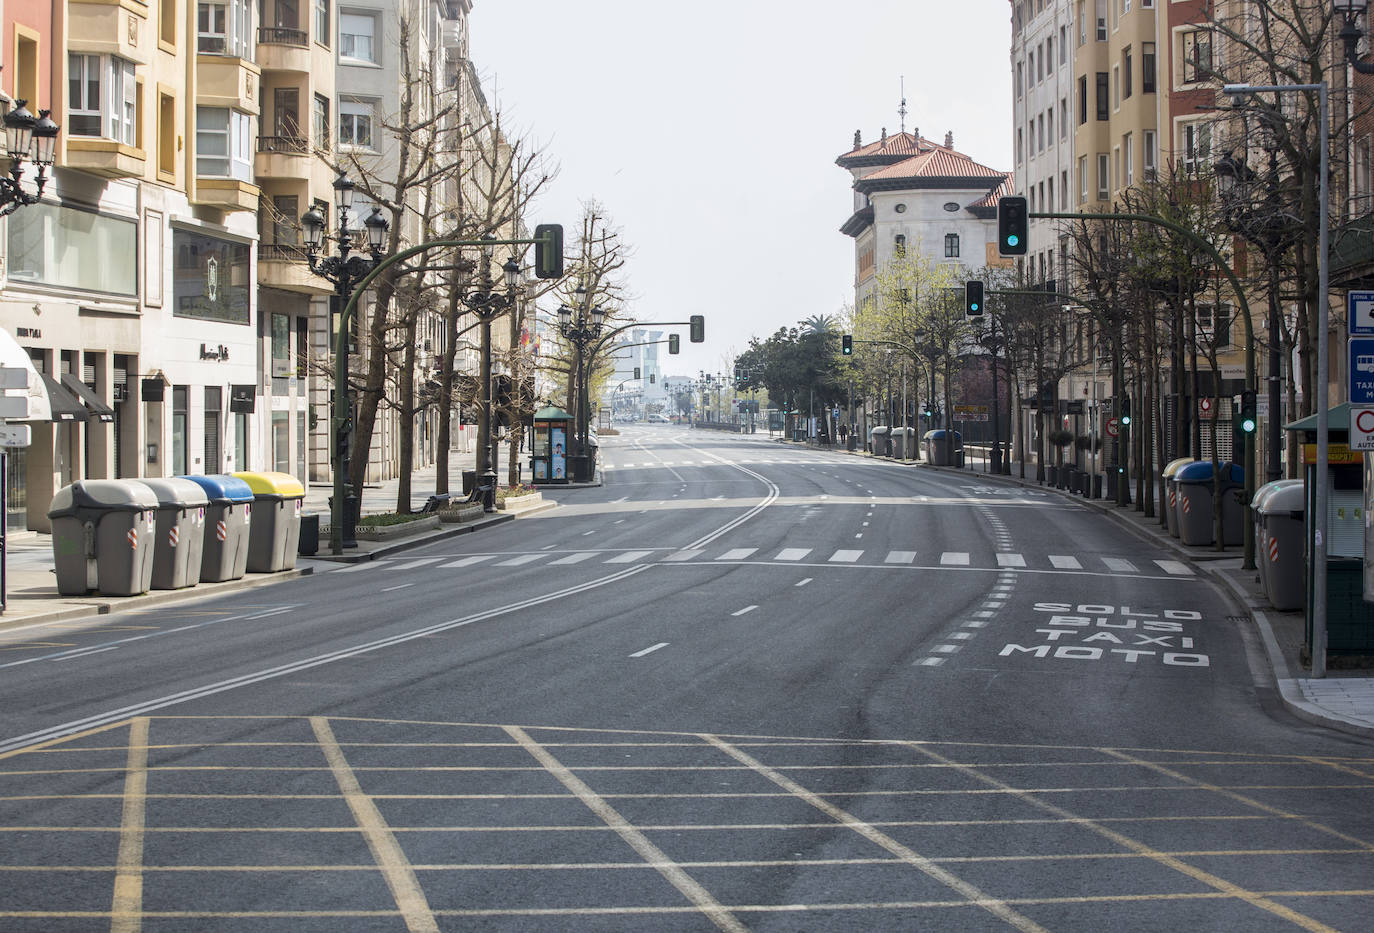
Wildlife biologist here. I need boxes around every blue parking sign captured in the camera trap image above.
[1350,337,1374,403]
[1351,292,1374,335]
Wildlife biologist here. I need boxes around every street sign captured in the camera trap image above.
[1350,337,1374,404]
[0,396,28,419]
[1351,406,1374,452]
[1198,397,1216,420]
[1350,291,1374,335]
[0,424,29,447]
[0,367,28,389]
[1105,417,1120,438]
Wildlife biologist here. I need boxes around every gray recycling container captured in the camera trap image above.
[924,429,962,466]
[1176,461,1245,547]
[890,427,906,459]
[140,478,210,590]
[894,427,915,459]
[870,425,890,456]
[1162,457,1193,538]
[184,474,254,581]
[1254,479,1305,611]
[233,471,306,572]
[47,480,158,597]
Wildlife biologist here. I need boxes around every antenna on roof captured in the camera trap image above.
[898,76,907,135]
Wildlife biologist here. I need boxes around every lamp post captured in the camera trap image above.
[301,171,389,553]
[557,287,606,481]
[1213,130,1296,485]
[1,101,58,215]
[1223,79,1330,677]
[463,242,521,511]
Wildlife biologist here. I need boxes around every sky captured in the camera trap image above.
[469,0,1013,380]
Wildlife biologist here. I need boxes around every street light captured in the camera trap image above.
[1,101,58,216]
[462,243,521,511]
[557,287,607,481]
[1337,0,1374,73]
[1223,79,1330,678]
[301,171,389,553]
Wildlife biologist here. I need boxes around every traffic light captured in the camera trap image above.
[965,280,984,316]
[689,314,705,342]
[1119,394,1132,426]
[998,196,1028,256]
[649,373,655,384]
[634,367,641,379]
[842,334,853,355]
[1240,388,1257,434]
[668,334,680,354]
[533,223,563,279]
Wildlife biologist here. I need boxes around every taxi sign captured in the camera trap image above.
[1350,337,1374,404]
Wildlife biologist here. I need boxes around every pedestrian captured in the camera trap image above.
[838,423,847,445]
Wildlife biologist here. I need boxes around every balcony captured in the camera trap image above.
[255,136,312,181]
[193,177,260,212]
[258,243,333,294]
[69,0,149,65]
[64,138,146,178]
[196,54,261,113]
[256,26,312,73]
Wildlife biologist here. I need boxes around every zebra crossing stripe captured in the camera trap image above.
[829,550,863,563]
[1154,560,1193,576]
[605,550,653,563]
[438,555,496,568]
[385,557,442,571]
[996,553,1026,568]
[494,554,544,567]
[717,548,758,560]
[885,551,917,564]
[662,549,704,562]
[549,552,599,565]
[1102,557,1138,573]
[941,552,970,566]
[775,548,812,561]
[1048,555,1080,569]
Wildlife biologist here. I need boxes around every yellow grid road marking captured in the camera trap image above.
[110,717,149,933]
[700,732,1051,933]
[310,717,438,933]
[1302,756,1374,780]
[505,724,748,933]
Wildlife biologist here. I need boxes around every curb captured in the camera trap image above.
[308,512,516,562]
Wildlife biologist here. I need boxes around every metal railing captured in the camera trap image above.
[256,135,309,154]
[258,243,306,262]
[258,26,308,47]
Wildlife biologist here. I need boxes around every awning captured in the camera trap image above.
[40,374,88,423]
[0,328,53,421]
[61,373,115,422]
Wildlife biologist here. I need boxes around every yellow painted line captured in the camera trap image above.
[0,719,134,763]
[0,642,77,651]
[110,716,149,933]
[310,717,438,933]
[902,741,1342,933]
[700,732,1050,933]
[1103,749,1374,852]
[1302,756,1374,780]
[504,724,748,933]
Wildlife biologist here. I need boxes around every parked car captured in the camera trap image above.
[647,413,671,423]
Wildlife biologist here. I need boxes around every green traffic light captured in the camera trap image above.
[1242,418,1257,433]
[970,303,980,312]
[1006,235,1019,247]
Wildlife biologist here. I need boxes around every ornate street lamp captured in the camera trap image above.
[301,171,389,551]
[1337,0,1374,72]
[557,287,608,481]
[462,244,521,511]
[1,101,58,216]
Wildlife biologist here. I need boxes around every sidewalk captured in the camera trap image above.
[0,441,575,630]
[785,436,1374,740]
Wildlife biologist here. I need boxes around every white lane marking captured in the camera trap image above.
[717,548,758,561]
[963,619,988,628]
[605,550,653,564]
[612,496,628,504]
[1103,557,1138,573]
[795,578,812,587]
[775,548,812,561]
[331,560,387,573]
[731,606,758,617]
[1156,560,1194,576]
[917,657,945,666]
[1049,555,1082,570]
[662,550,704,562]
[380,583,414,593]
[384,557,442,572]
[542,545,557,551]
[629,642,669,658]
[829,550,863,563]
[949,632,974,640]
[854,533,863,539]
[931,644,961,654]
[973,610,996,618]
[549,552,598,565]
[494,554,543,567]
[582,530,598,535]
[53,646,119,662]
[438,555,496,568]
[996,553,1027,568]
[940,552,970,566]
[861,521,870,527]
[885,551,917,564]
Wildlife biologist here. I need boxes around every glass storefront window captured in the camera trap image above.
[173,228,251,323]
[7,202,137,296]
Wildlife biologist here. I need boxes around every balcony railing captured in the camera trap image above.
[257,135,309,154]
[258,26,308,47]
[258,243,307,262]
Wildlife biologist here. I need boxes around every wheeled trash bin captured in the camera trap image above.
[1175,461,1245,547]
[47,480,158,597]
[1254,479,1305,611]
[184,474,254,582]
[141,477,210,590]
[870,425,890,456]
[1162,458,1194,538]
[233,471,306,572]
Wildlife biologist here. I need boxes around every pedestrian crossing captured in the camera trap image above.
[325,548,1195,577]
[602,458,837,469]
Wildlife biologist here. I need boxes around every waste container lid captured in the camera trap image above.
[1163,457,1194,478]
[232,471,306,498]
[47,479,158,519]
[1175,460,1244,484]
[870,426,890,435]
[923,430,962,441]
[1254,479,1305,515]
[139,477,210,509]
[182,474,255,504]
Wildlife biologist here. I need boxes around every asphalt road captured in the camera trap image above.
[1,426,1372,931]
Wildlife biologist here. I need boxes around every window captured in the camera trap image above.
[1182,121,1211,174]
[68,54,137,145]
[271,313,292,377]
[158,92,176,176]
[268,194,299,245]
[1028,51,1035,87]
[1096,153,1109,199]
[1037,46,1044,82]
[1078,155,1088,203]
[1077,0,1086,45]
[1112,65,1120,108]
[1356,136,1373,215]
[1046,37,1054,72]
[205,387,222,474]
[1196,304,1231,347]
[1016,61,1023,98]
[338,97,374,148]
[1046,108,1053,144]
[196,107,253,180]
[1060,25,1068,62]
[1078,75,1087,124]
[1183,30,1212,84]
[7,202,138,296]
[1123,47,1132,99]
[172,228,251,323]
[314,0,330,46]
[173,387,189,476]
[312,93,330,148]
[1142,41,1156,93]
[161,0,177,46]
[297,316,309,380]
[944,233,960,258]
[1143,129,1156,178]
[197,1,252,57]
[1095,0,1107,39]
[340,12,377,63]
[1060,98,1068,138]
[1096,72,1109,120]
[1038,113,1045,151]
[1047,177,1054,212]
[1123,133,1133,186]
[1061,169,1069,208]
